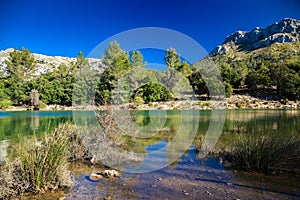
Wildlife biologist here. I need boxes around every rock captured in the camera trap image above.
[205,191,211,195]
[103,169,121,178]
[89,172,103,181]
[210,18,300,54]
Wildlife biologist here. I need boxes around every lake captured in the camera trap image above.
[0,109,300,199]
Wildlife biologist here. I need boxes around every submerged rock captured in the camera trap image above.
[89,172,103,181]
[103,169,121,178]
[89,169,120,180]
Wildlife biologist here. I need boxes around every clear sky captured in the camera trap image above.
[0,0,300,61]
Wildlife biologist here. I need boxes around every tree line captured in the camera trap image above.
[0,41,299,109]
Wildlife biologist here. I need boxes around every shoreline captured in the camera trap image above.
[1,95,299,111]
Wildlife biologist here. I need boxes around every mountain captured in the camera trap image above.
[211,18,300,54]
[0,48,102,75]
[198,18,300,100]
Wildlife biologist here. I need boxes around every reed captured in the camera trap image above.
[20,123,74,193]
[227,133,300,174]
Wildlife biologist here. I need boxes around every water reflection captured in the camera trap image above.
[1,110,299,168]
[1,110,300,198]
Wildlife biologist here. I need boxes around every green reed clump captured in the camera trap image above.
[0,123,90,199]
[20,123,74,193]
[227,133,300,174]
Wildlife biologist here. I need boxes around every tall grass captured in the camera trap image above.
[227,133,300,174]
[20,123,74,193]
[0,123,79,199]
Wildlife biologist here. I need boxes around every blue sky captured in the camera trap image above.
[0,0,299,63]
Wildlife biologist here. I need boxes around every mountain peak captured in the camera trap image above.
[211,18,300,54]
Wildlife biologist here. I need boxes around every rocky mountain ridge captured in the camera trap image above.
[0,48,102,75]
[211,18,300,54]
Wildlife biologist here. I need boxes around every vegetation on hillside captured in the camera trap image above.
[208,42,300,100]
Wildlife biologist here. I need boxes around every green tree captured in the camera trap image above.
[4,48,37,104]
[130,50,147,67]
[96,41,133,104]
[71,51,89,73]
[0,72,8,100]
[5,47,37,83]
[165,48,181,69]
[188,70,208,96]
[272,63,300,100]
[219,63,239,88]
[177,61,192,77]
[102,41,125,66]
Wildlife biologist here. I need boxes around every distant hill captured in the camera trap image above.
[0,48,102,75]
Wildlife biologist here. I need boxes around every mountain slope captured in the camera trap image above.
[194,18,300,100]
[211,18,300,54]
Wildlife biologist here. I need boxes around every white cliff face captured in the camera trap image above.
[211,18,300,54]
[0,49,102,75]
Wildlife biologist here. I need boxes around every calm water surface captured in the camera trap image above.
[0,110,299,199]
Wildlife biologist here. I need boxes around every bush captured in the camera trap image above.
[203,101,211,107]
[134,82,173,103]
[133,96,144,105]
[235,102,242,108]
[0,99,12,109]
[226,133,300,174]
[38,101,47,109]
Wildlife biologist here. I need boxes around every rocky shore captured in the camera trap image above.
[1,95,299,111]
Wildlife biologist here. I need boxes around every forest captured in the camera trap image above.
[0,41,299,109]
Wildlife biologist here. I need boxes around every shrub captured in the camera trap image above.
[38,101,47,109]
[133,82,173,103]
[226,133,300,174]
[0,99,12,109]
[133,96,144,105]
[203,101,211,107]
[235,102,242,108]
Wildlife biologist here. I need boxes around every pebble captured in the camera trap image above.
[205,191,211,195]
[184,192,189,196]
[152,184,157,188]
[157,178,162,181]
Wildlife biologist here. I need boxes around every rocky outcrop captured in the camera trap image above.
[0,48,102,75]
[211,18,300,54]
